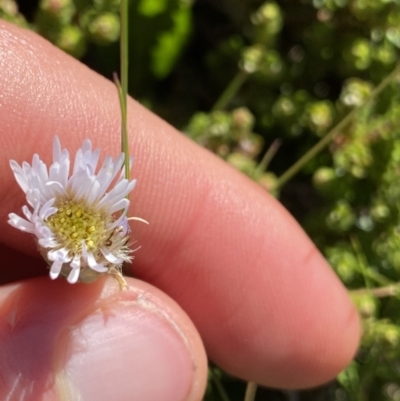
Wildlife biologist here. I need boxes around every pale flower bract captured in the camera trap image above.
[8,136,140,285]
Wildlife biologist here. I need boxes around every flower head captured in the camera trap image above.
[8,136,140,285]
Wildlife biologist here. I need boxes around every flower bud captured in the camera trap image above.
[370,200,390,222]
[231,107,255,133]
[326,200,356,232]
[237,134,264,158]
[306,100,334,135]
[82,10,120,45]
[251,2,283,44]
[0,0,17,16]
[0,0,27,26]
[226,152,257,177]
[37,0,75,25]
[257,172,279,197]
[239,45,265,73]
[351,293,377,318]
[185,112,211,141]
[209,111,232,139]
[326,245,358,283]
[373,40,397,66]
[339,78,373,108]
[55,25,87,58]
[313,167,336,188]
[334,141,372,178]
[343,38,372,71]
[258,50,284,81]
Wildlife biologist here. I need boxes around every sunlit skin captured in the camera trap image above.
[0,21,360,400]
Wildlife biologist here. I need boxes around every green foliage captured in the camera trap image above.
[128,0,192,97]
[7,0,400,400]
[150,2,191,79]
[31,0,124,57]
[0,0,26,26]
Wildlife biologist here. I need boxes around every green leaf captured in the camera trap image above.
[138,0,168,16]
[150,4,191,78]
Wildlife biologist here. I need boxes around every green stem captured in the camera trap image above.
[363,269,393,287]
[212,70,249,111]
[244,382,258,401]
[351,282,400,298]
[211,370,231,401]
[120,0,130,183]
[256,139,282,174]
[350,236,372,290]
[275,62,400,190]
[349,235,393,291]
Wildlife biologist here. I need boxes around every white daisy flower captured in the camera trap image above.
[8,136,144,286]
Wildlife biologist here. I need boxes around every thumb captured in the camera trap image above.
[0,276,207,401]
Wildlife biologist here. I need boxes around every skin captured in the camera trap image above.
[0,21,360,400]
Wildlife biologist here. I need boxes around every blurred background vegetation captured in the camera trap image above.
[4,0,400,400]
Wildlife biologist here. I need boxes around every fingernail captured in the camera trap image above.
[63,301,194,401]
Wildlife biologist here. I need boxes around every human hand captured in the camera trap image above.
[0,21,360,401]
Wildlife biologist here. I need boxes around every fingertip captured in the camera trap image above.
[0,277,207,401]
[275,274,361,389]
[199,210,361,389]
[286,251,361,389]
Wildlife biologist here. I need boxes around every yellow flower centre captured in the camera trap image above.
[47,200,109,253]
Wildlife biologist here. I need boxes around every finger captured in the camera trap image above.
[0,21,359,388]
[0,244,46,285]
[0,277,207,401]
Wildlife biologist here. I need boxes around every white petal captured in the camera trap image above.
[86,250,99,268]
[8,214,35,233]
[32,154,49,184]
[30,174,52,202]
[93,156,115,198]
[119,155,134,179]
[108,211,128,230]
[124,179,137,196]
[49,260,63,280]
[89,263,108,273]
[84,179,101,205]
[46,181,67,198]
[108,198,130,214]
[67,172,95,201]
[36,225,54,238]
[85,155,128,203]
[38,236,58,248]
[101,247,123,264]
[73,148,84,175]
[52,136,62,163]
[26,189,41,209]
[84,148,100,174]
[70,255,81,269]
[49,160,70,188]
[67,267,80,284]
[39,198,56,220]
[118,217,129,235]
[37,222,58,247]
[22,205,33,220]
[47,248,71,263]
[81,138,92,154]
[22,161,32,178]
[10,160,30,193]
[73,139,99,175]
[111,154,125,178]
[97,179,136,210]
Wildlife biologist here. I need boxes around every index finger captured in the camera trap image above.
[0,21,360,389]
